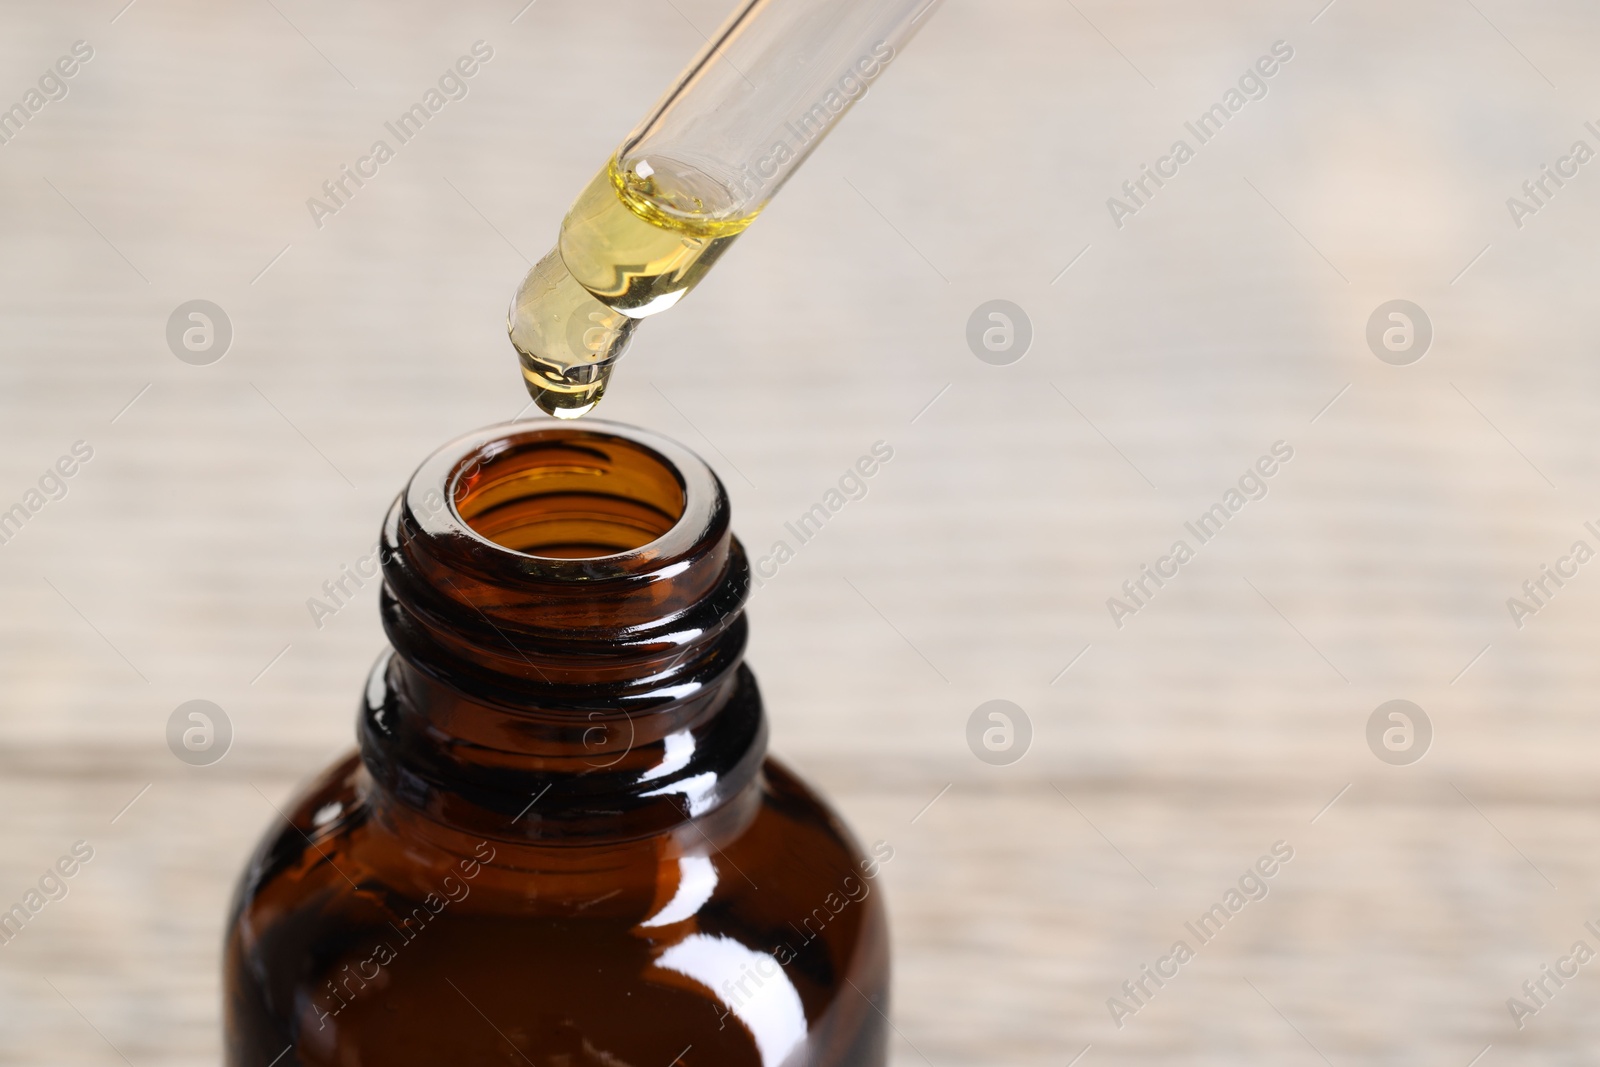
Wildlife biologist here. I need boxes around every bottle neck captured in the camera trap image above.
[357,421,763,845]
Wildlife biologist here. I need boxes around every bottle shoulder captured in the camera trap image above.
[233,750,886,930]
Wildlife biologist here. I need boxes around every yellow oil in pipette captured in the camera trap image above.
[510,157,758,419]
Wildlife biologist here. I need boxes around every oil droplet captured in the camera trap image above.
[509,249,635,419]
[519,367,606,420]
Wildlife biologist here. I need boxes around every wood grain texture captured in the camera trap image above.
[3,0,1600,1064]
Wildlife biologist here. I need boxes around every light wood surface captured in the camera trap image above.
[4,0,1600,1064]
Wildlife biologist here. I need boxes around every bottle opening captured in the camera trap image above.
[451,434,687,559]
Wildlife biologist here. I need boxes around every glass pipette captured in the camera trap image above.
[510,0,945,417]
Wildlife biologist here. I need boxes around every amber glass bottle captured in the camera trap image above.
[224,421,891,1067]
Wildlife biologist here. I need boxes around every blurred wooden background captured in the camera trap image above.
[4,0,1600,1064]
